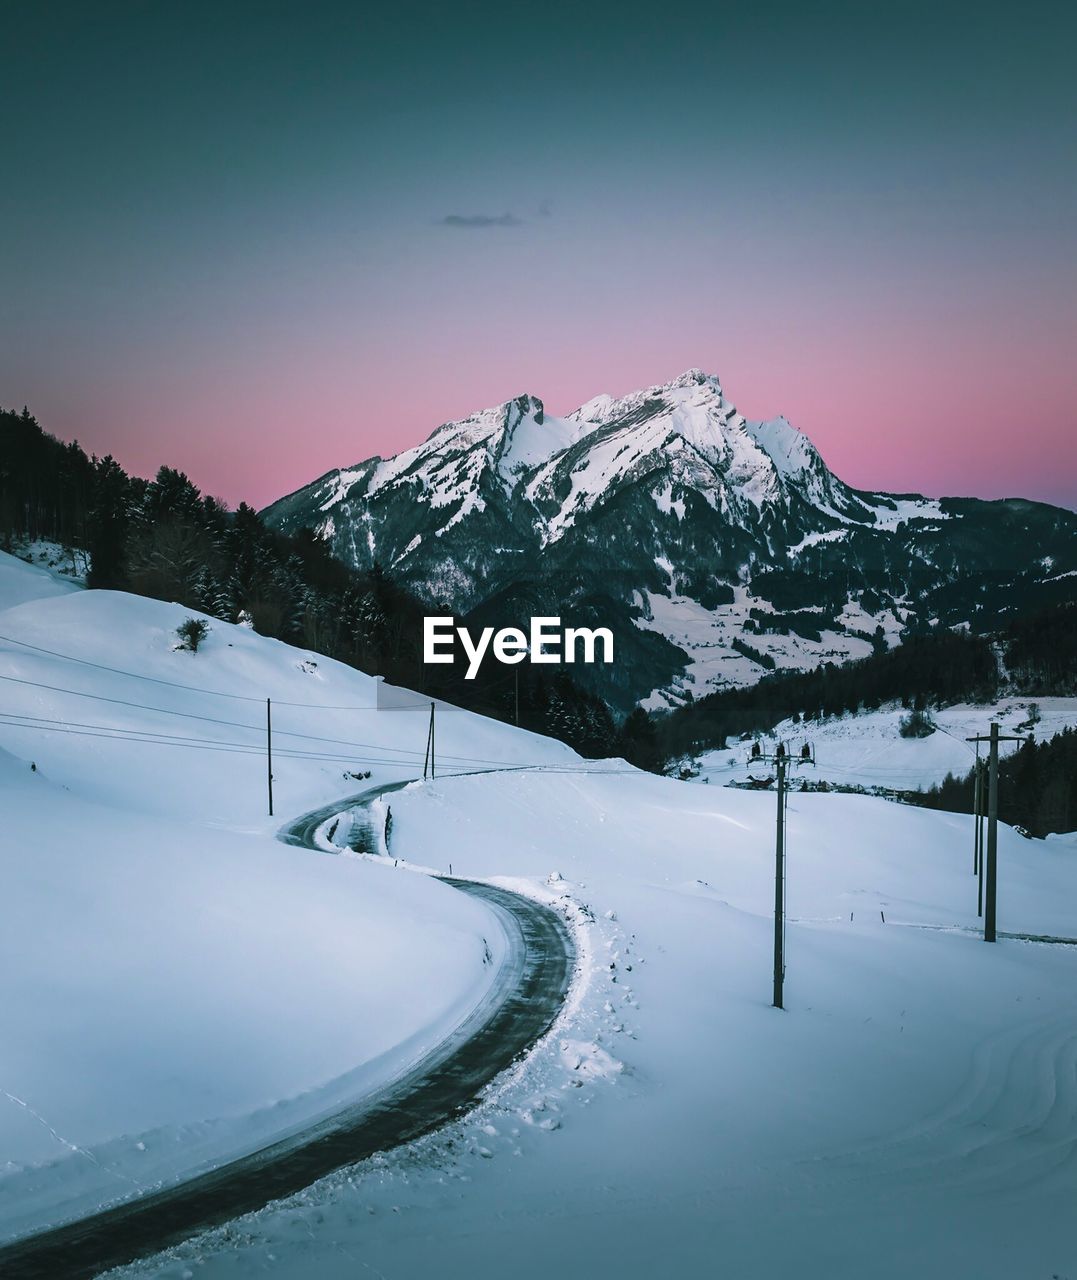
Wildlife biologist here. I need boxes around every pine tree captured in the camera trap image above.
[618,707,661,772]
[87,456,130,589]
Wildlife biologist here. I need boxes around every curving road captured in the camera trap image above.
[0,782,574,1280]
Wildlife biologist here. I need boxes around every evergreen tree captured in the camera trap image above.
[86,456,130,588]
[618,707,661,772]
[913,727,1077,837]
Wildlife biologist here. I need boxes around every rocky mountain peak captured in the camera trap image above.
[667,368,722,392]
[503,393,544,424]
[260,370,1076,712]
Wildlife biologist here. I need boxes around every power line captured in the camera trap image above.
[0,630,423,712]
[0,714,465,768]
[0,632,266,702]
[0,713,440,768]
[0,627,632,719]
[0,637,654,775]
[0,669,531,768]
[0,636,607,770]
[0,717,268,757]
[0,711,642,775]
[0,671,272,732]
[932,721,978,758]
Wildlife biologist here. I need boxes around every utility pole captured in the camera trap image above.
[266,697,274,818]
[985,724,1000,941]
[773,751,787,1010]
[972,749,981,876]
[749,740,814,1009]
[966,722,1025,942]
[975,758,986,918]
[423,701,436,781]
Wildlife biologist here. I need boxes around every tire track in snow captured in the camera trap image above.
[806,1011,1077,1199]
[0,781,575,1280]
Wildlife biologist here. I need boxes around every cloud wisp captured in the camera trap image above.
[440,212,522,228]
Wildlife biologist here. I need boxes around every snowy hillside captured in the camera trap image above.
[0,555,576,824]
[262,370,1077,710]
[0,552,576,1243]
[0,544,83,609]
[122,766,1077,1280]
[5,548,1077,1280]
[689,697,1077,791]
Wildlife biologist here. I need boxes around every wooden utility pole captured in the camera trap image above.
[773,751,787,1010]
[749,741,814,1009]
[985,724,1001,941]
[966,722,1025,942]
[266,697,274,817]
[423,701,436,780]
[975,759,986,918]
[972,752,981,876]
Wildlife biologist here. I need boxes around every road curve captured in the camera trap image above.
[0,782,575,1280]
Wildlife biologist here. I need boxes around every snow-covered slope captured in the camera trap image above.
[263,370,1077,710]
[0,545,82,610]
[126,767,1077,1280]
[5,549,1077,1279]
[0,760,505,1243]
[0,561,576,824]
[0,552,575,1242]
[524,371,878,541]
[690,697,1077,791]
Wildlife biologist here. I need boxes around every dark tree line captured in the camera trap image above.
[661,605,1077,763]
[0,408,641,763]
[0,406,95,549]
[731,636,776,670]
[1003,605,1077,694]
[660,631,1000,759]
[912,728,1077,838]
[8,405,1070,777]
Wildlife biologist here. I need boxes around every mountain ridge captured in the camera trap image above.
[262,371,1077,711]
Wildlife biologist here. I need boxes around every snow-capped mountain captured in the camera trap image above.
[263,370,1077,710]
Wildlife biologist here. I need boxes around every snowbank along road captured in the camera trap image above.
[0,782,575,1280]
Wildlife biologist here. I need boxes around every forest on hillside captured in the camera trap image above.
[912,727,1077,838]
[659,612,1077,761]
[0,407,660,766]
[2,404,1072,793]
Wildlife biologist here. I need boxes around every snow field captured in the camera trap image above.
[0,759,509,1242]
[4,547,1076,1279]
[0,555,577,828]
[0,551,579,1241]
[636,583,888,709]
[693,697,1077,792]
[129,769,1077,1280]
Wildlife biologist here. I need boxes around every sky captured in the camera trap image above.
[3,0,1075,511]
